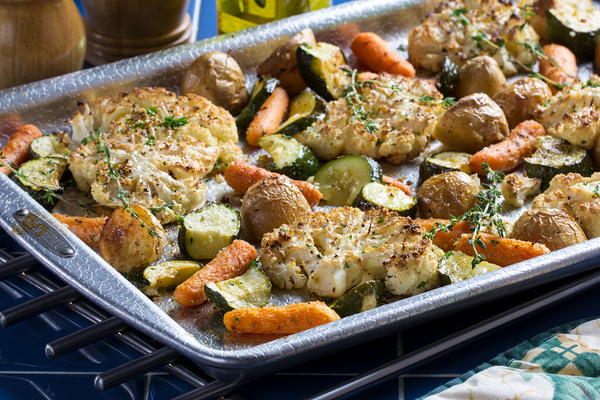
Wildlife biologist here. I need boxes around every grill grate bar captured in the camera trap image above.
[45,316,128,358]
[0,254,38,279]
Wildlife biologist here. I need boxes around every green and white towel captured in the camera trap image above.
[422,318,600,399]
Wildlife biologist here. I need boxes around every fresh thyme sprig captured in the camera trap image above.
[424,163,505,268]
[0,156,60,206]
[341,68,380,134]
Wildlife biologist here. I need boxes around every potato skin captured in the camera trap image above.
[493,78,552,128]
[417,171,480,219]
[257,29,316,95]
[100,205,166,273]
[456,56,506,98]
[511,208,587,251]
[434,93,509,153]
[181,51,249,115]
[241,175,311,242]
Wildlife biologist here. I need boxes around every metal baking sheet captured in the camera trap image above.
[1,0,600,381]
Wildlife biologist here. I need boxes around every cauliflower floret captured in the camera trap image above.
[532,172,600,238]
[537,78,600,149]
[259,207,443,298]
[502,173,542,208]
[68,88,242,223]
[407,0,539,76]
[295,74,443,164]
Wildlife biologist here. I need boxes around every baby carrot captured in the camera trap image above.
[223,301,340,335]
[540,44,577,92]
[469,120,546,175]
[174,240,257,307]
[351,32,415,77]
[382,175,412,196]
[224,161,322,207]
[52,214,107,250]
[0,124,43,174]
[246,87,289,147]
[415,219,472,251]
[453,233,550,267]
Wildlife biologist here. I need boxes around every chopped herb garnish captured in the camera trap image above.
[417,280,428,288]
[160,116,189,129]
[146,106,159,116]
[341,68,380,134]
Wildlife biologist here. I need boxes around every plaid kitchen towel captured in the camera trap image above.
[422,318,600,399]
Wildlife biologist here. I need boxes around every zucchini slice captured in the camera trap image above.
[143,260,202,292]
[296,42,347,101]
[419,151,472,183]
[204,260,271,312]
[179,203,240,260]
[236,77,280,135]
[546,7,600,59]
[274,91,327,136]
[330,280,384,317]
[16,157,67,192]
[313,155,383,206]
[258,134,320,180]
[436,57,459,97]
[354,182,417,217]
[30,134,70,159]
[524,136,594,189]
[438,251,501,285]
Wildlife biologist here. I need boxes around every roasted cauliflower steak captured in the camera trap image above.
[295,74,444,164]
[259,207,443,298]
[69,87,242,223]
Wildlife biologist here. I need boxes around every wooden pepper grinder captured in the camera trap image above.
[81,0,193,66]
[0,0,86,90]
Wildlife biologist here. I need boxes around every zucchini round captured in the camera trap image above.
[29,134,70,159]
[179,203,240,260]
[274,91,326,136]
[546,7,600,59]
[258,134,320,180]
[296,42,347,101]
[313,155,383,206]
[16,157,68,192]
[235,77,279,135]
[438,251,501,285]
[329,280,384,317]
[353,182,417,217]
[204,261,272,312]
[524,136,594,189]
[419,151,472,184]
[143,260,202,292]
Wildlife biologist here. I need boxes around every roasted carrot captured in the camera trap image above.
[246,87,289,147]
[382,175,412,196]
[357,71,378,82]
[223,301,340,335]
[540,44,577,92]
[469,120,546,175]
[453,233,550,267]
[414,219,472,251]
[224,161,322,207]
[52,214,107,250]
[174,240,257,307]
[351,32,415,77]
[0,124,43,174]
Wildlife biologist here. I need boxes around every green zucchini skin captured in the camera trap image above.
[353,182,417,217]
[204,261,272,312]
[178,203,241,261]
[275,92,327,136]
[259,134,320,180]
[438,251,501,285]
[419,151,472,184]
[236,77,280,136]
[313,155,383,206]
[330,280,384,317]
[436,57,459,96]
[546,9,600,59]
[524,136,594,190]
[296,43,346,101]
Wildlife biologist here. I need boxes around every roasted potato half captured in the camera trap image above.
[434,93,509,153]
[181,51,249,115]
[257,28,317,95]
[100,205,166,273]
[511,208,587,251]
[241,175,311,242]
[493,78,552,128]
[456,56,506,98]
[417,171,480,219]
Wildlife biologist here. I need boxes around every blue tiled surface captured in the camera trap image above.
[3,1,600,399]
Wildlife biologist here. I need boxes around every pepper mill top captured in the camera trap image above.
[81,0,193,65]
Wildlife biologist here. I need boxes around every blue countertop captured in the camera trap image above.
[2,1,599,399]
